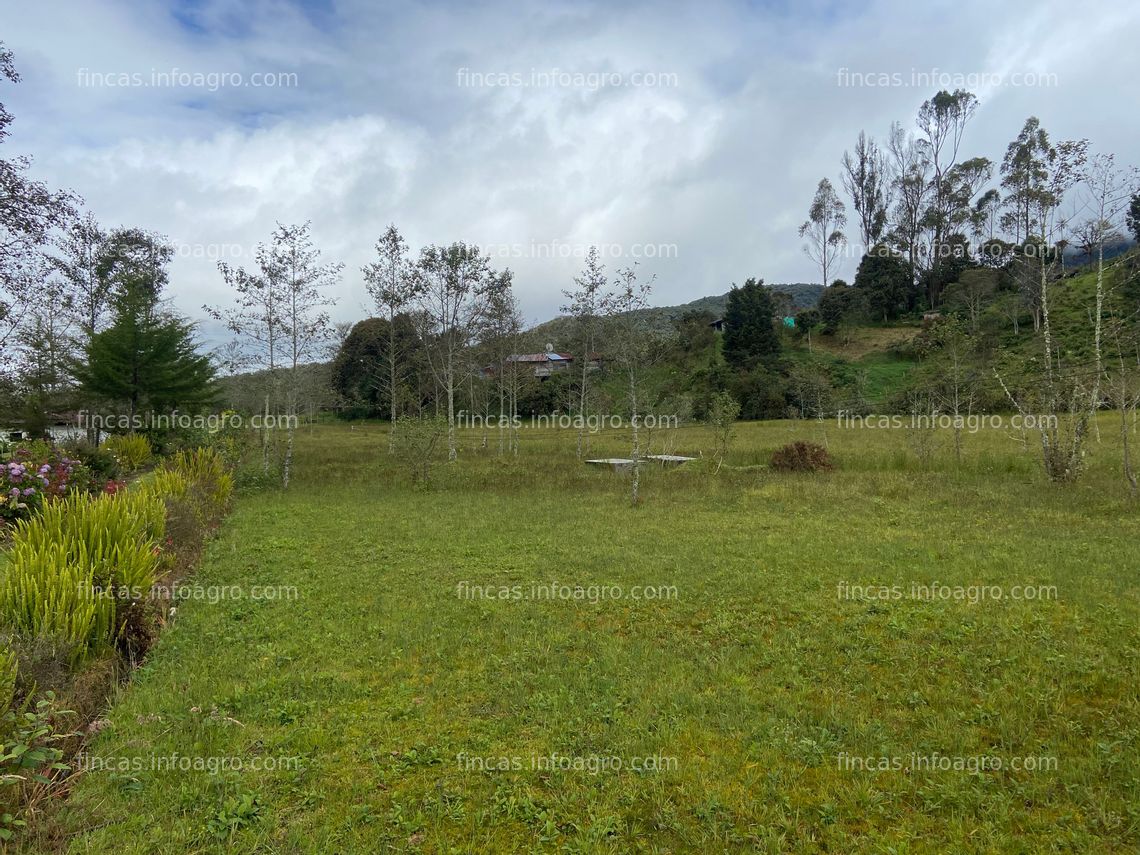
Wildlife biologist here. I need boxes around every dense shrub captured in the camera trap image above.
[62,440,121,483]
[769,441,834,473]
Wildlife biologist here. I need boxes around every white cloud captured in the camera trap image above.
[3,0,1138,345]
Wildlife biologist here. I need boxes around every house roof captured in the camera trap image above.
[507,352,573,363]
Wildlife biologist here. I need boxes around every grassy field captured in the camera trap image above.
[33,418,1140,853]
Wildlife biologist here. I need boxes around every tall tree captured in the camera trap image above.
[886,121,931,286]
[362,224,418,450]
[601,264,655,506]
[208,238,290,475]
[916,90,981,306]
[74,230,213,420]
[799,178,847,287]
[1000,117,1052,245]
[841,131,890,251]
[998,134,1091,482]
[271,222,341,487]
[481,270,523,455]
[1078,153,1139,428]
[48,211,108,345]
[18,255,74,434]
[722,278,781,370]
[414,242,493,462]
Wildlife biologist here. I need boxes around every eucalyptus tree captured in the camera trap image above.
[841,131,890,252]
[798,178,847,287]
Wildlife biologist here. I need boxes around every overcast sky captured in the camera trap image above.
[4,0,1139,343]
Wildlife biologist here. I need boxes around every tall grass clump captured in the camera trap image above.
[164,448,234,518]
[0,492,166,662]
[102,434,152,472]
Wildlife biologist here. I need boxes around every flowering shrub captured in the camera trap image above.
[0,449,88,523]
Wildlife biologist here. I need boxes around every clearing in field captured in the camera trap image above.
[37,419,1140,854]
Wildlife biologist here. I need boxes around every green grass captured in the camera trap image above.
[33,419,1140,853]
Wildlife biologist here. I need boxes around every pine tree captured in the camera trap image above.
[74,230,213,420]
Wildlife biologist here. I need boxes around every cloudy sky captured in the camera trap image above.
[3,0,1139,343]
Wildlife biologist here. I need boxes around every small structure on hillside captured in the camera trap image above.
[483,343,602,380]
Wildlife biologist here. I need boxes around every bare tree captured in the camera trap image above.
[1106,319,1140,496]
[271,222,342,487]
[48,211,108,346]
[481,270,523,455]
[799,178,847,287]
[562,246,606,458]
[1079,153,1139,428]
[998,137,1091,482]
[363,224,418,452]
[601,263,655,506]
[208,240,288,475]
[414,242,493,462]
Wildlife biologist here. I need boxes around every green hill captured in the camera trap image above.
[527,282,823,349]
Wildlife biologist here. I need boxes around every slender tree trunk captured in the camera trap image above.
[629,370,640,506]
[283,390,295,489]
[1091,242,1105,438]
[389,312,398,453]
[446,359,457,462]
[262,394,270,474]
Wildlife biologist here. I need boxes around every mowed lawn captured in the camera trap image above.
[39,420,1140,853]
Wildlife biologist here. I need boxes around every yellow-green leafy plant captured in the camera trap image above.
[102,434,152,472]
[0,649,15,715]
[0,492,166,662]
[168,448,234,516]
[141,468,191,504]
